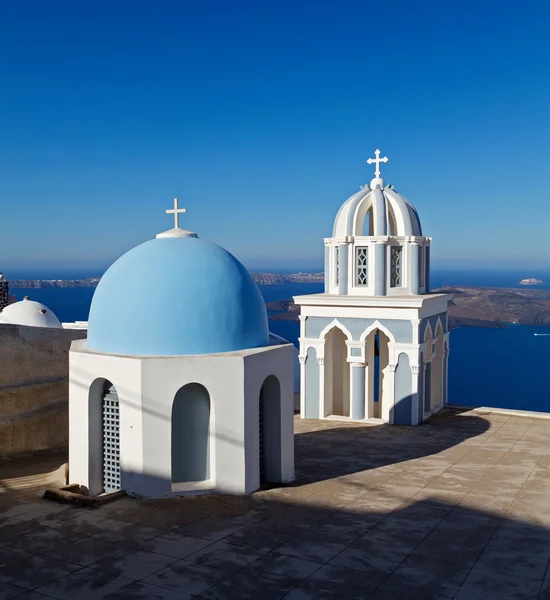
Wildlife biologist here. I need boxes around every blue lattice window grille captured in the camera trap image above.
[103,385,121,493]
[335,246,339,285]
[355,247,368,286]
[390,246,402,287]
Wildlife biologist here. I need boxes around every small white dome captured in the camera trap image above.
[332,183,422,238]
[0,297,62,329]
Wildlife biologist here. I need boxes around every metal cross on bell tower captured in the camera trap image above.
[366,149,389,179]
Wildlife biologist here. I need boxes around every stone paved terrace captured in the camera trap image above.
[2,408,550,599]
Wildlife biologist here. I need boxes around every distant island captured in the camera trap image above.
[267,285,550,329]
[7,272,325,288]
[8,276,550,329]
[519,278,544,285]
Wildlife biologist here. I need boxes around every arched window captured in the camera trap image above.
[172,383,210,484]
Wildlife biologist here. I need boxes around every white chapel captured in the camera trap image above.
[294,151,452,425]
[69,200,295,498]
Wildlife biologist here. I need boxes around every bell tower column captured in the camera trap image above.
[338,243,349,295]
[374,242,386,296]
[410,242,420,295]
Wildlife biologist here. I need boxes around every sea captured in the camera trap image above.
[10,269,550,414]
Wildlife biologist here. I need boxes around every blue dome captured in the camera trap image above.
[87,236,269,356]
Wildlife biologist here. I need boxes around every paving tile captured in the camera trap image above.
[453,566,543,599]
[393,554,470,589]
[240,553,322,585]
[275,532,350,564]
[9,524,75,553]
[186,539,264,571]
[367,573,456,599]
[329,538,407,574]
[0,542,30,569]
[88,522,165,547]
[176,515,260,541]
[474,546,549,580]
[0,554,81,589]
[0,582,29,600]
[46,535,129,566]
[144,560,230,596]
[299,563,386,599]
[107,581,193,599]
[89,548,177,579]
[198,571,293,600]
[36,567,134,599]
[138,532,214,559]
[282,587,351,600]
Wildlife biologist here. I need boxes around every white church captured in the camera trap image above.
[68,201,295,498]
[295,150,452,426]
[66,149,450,499]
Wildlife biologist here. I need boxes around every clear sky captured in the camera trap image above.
[1,1,549,277]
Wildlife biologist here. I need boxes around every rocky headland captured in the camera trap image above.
[267,285,550,329]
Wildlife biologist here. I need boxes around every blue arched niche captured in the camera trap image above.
[171,383,211,484]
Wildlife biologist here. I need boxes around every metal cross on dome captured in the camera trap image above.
[366,149,389,178]
[165,197,187,229]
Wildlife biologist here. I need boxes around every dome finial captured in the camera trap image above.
[366,149,389,184]
[166,197,187,229]
[157,197,198,238]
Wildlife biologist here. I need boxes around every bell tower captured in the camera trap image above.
[295,150,452,426]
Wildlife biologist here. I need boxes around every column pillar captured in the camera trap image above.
[381,363,396,423]
[324,244,330,293]
[425,246,431,293]
[410,242,420,295]
[410,364,421,425]
[374,242,386,296]
[318,356,325,419]
[350,363,366,420]
[298,355,306,417]
[338,243,349,295]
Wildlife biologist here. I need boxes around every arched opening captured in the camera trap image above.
[171,383,210,485]
[324,327,350,417]
[362,209,374,236]
[394,353,412,425]
[259,375,282,484]
[100,380,120,493]
[367,329,390,419]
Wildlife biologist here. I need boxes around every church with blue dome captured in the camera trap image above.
[69,199,295,498]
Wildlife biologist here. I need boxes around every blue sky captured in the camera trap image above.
[1,1,550,276]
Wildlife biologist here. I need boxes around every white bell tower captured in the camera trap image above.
[295,151,452,426]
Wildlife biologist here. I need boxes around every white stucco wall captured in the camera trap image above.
[69,341,295,497]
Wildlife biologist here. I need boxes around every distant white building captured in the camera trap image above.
[294,151,452,425]
[69,199,295,498]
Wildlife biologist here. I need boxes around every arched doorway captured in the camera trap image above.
[324,327,350,417]
[172,383,210,485]
[101,380,120,493]
[259,375,281,484]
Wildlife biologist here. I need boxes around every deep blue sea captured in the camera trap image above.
[11,269,550,413]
